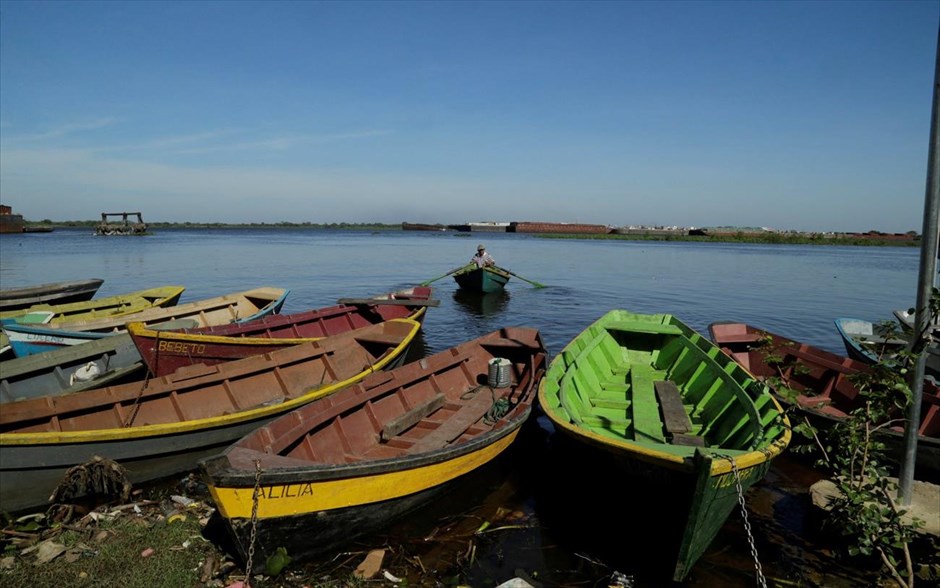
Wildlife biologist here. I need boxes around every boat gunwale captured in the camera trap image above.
[537,310,791,475]
[3,287,289,334]
[0,318,421,445]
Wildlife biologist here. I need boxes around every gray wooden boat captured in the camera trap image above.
[0,334,143,403]
[0,279,105,312]
[0,319,199,403]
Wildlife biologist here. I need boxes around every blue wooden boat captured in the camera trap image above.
[834,317,908,365]
[453,265,510,293]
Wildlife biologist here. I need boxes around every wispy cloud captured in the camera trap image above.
[6,118,120,142]
[173,129,392,155]
[1,120,391,157]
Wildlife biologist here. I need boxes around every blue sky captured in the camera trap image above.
[0,0,937,232]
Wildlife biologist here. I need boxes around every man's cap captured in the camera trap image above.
[477,244,485,251]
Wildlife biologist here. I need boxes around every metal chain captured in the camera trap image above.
[728,456,767,588]
[244,459,262,586]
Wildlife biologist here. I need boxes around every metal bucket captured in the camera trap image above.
[487,357,511,388]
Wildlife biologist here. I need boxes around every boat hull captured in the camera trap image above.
[709,321,940,483]
[0,333,145,403]
[214,428,522,568]
[0,279,105,312]
[537,310,790,582]
[2,287,289,357]
[453,266,510,293]
[0,319,420,514]
[128,286,433,376]
[0,285,185,324]
[201,325,546,570]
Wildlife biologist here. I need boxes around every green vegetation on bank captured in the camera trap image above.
[539,232,922,247]
[20,220,921,247]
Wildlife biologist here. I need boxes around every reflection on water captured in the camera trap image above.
[452,289,511,317]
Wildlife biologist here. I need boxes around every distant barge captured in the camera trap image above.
[0,205,25,234]
[442,221,611,234]
[401,222,448,231]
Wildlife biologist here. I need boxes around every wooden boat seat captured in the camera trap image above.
[655,380,705,446]
[605,321,683,336]
[718,333,763,344]
[407,389,496,453]
[782,346,854,374]
[355,333,406,346]
[630,365,667,442]
[380,393,446,441]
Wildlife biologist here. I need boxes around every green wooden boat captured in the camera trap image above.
[452,264,510,293]
[0,285,185,324]
[538,309,791,582]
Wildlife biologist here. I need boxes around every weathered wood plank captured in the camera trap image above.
[380,393,446,441]
[655,380,693,435]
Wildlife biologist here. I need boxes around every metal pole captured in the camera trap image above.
[899,19,940,504]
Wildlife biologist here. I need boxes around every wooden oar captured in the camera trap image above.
[420,263,474,286]
[497,266,545,288]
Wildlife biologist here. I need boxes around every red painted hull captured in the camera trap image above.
[129,287,432,377]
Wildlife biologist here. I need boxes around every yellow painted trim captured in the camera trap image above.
[0,318,421,446]
[209,431,518,520]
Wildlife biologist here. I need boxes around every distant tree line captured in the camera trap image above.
[21,220,922,247]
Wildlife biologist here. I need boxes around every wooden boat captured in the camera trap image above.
[201,326,547,571]
[1,333,146,403]
[0,311,53,359]
[0,278,104,312]
[127,286,436,377]
[835,316,940,378]
[453,265,510,293]
[537,310,791,582]
[0,285,185,324]
[0,318,420,514]
[833,317,909,364]
[2,287,289,357]
[709,321,940,483]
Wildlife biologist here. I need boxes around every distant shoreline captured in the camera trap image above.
[19,221,922,248]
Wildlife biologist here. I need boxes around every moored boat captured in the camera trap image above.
[0,279,105,312]
[0,318,421,514]
[0,311,53,359]
[834,316,940,378]
[709,321,940,483]
[0,333,146,403]
[834,317,907,365]
[453,265,510,293]
[537,310,791,582]
[201,325,547,571]
[2,286,289,357]
[127,286,436,377]
[0,285,185,324]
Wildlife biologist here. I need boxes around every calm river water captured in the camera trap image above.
[0,228,924,587]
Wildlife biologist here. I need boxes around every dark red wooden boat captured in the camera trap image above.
[128,286,436,377]
[201,326,547,572]
[708,321,940,482]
